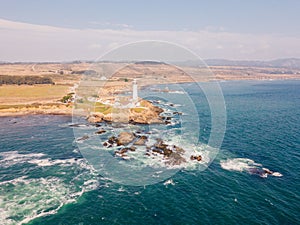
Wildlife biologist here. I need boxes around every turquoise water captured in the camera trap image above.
[0,80,299,224]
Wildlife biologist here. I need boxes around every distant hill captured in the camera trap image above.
[135,61,167,65]
[204,58,300,69]
[174,58,300,69]
[1,58,300,69]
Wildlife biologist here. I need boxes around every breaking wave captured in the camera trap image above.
[0,151,99,225]
[220,158,283,178]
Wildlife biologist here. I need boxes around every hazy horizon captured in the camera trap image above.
[1,57,300,64]
[1,1,300,61]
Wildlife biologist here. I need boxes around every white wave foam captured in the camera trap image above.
[111,139,213,172]
[28,158,80,167]
[0,176,73,225]
[163,179,175,186]
[0,176,98,225]
[168,91,185,94]
[271,172,283,177]
[0,151,96,172]
[117,186,126,192]
[220,158,259,172]
[0,151,46,168]
[87,123,214,172]
[0,155,98,225]
[220,158,283,178]
[0,176,29,186]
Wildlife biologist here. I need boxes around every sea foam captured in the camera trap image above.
[0,151,99,225]
[220,158,283,178]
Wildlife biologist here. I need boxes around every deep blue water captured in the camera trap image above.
[0,80,299,225]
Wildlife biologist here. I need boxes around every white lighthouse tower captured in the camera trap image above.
[132,79,138,104]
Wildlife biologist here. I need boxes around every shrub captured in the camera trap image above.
[0,75,54,85]
[60,93,74,103]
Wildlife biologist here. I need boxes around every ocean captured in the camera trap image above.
[0,80,299,225]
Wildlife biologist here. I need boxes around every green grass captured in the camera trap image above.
[131,107,145,113]
[75,100,147,115]
[94,102,112,114]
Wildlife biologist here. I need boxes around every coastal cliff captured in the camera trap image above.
[0,103,72,116]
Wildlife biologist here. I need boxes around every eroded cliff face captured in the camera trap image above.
[0,103,72,116]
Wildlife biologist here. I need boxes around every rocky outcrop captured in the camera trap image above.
[102,132,202,165]
[129,101,164,124]
[103,135,187,165]
[117,132,135,145]
[148,139,186,165]
[103,132,136,147]
[87,100,164,125]
[103,136,118,147]
[103,132,149,148]
[87,113,104,123]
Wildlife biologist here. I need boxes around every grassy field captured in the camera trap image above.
[0,84,70,104]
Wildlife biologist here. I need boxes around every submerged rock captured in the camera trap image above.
[114,146,136,160]
[77,135,89,142]
[133,135,148,145]
[190,155,202,161]
[95,129,106,135]
[173,111,183,115]
[167,152,187,165]
[115,146,136,155]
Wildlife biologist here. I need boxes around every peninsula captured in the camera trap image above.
[0,60,299,116]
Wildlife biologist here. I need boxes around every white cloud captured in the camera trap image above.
[89,21,134,29]
[0,18,300,61]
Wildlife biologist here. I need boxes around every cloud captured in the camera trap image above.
[89,21,134,29]
[0,18,73,32]
[0,18,300,61]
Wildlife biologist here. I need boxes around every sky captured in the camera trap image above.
[0,0,300,62]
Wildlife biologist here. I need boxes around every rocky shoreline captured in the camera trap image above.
[76,94,204,166]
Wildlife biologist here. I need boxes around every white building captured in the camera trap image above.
[132,79,138,104]
[102,79,139,109]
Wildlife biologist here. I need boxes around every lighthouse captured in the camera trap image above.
[132,79,138,104]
